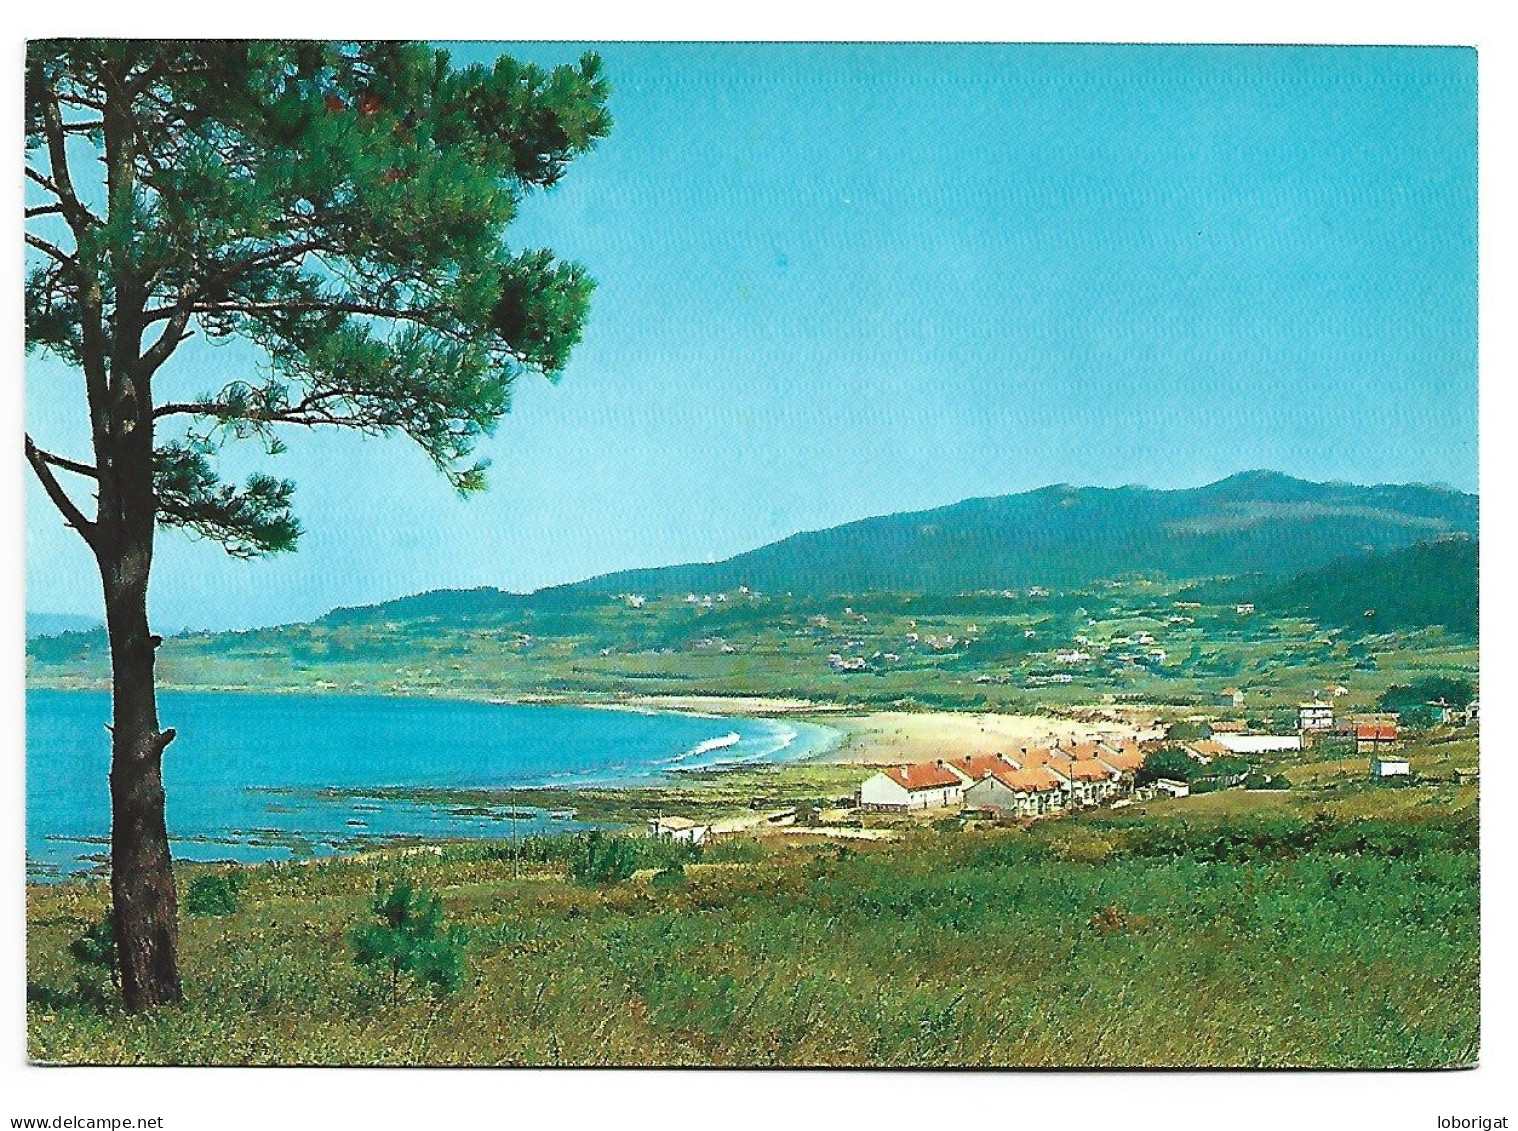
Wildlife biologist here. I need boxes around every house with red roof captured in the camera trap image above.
[1013,746,1059,770]
[1095,743,1145,773]
[1355,723,1399,755]
[943,752,1020,784]
[1066,758,1121,806]
[1182,739,1231,765]
[1093,744,1143,796]
[1063,741,1107,760]
[964,764,1066,817]
[858,762,966,811]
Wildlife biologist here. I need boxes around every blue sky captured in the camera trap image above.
[25,43,1477,631]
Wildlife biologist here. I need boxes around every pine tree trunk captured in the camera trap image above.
[99,513,182,1012]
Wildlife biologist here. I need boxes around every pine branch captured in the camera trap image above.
[24,434,98,547]
[26,233,75,267]
[32,444,98,479]
[38,89,96,239]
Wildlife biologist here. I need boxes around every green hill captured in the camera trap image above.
[561,471,1476,598]
[1266,537,1477,636]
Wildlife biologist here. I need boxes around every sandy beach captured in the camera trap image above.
[606,693,1156,767]
[810,710,1157,766]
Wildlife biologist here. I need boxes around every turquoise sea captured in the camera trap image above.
[26,689,839,881]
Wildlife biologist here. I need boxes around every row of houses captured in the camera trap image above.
[858,739,1151,819]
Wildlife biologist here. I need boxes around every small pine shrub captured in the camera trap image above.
[349,881,468,999]
[704,838,764,865]
[1089,904,1128,935]
[1244,771,1289,791]
[68,910,118,988]
[569,831,640,885]
[184,873,239,917]
[650,865,688,890]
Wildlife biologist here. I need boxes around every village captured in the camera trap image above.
[644,694,1478,843]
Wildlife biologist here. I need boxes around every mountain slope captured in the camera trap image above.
[1266,536,1477,635]
[562,471,1477,597]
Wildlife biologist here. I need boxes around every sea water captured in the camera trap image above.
[25,689,839,880]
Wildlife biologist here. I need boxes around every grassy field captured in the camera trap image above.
[26,759,1478,1068]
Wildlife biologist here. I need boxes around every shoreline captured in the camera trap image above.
[25,680,1151,769]
[26,684,1149,881]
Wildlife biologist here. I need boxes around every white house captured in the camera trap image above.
[1065,758,1120,806]
[1298,701,1335,732]
[858,763,965,811]
[1153,779,1190,798]
[963,765,1065,817]
[1370,755,1411,779]
[648,815,709,844]
[1215,734,1303,755]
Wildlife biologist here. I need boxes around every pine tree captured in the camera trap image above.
[25,40,610,1010]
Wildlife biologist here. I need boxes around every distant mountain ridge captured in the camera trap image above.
[553,471,1477,599]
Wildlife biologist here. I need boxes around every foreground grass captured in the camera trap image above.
[27,794,1478,1068]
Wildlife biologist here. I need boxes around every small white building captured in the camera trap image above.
[1298,701,1335,732]
[648,816,709,844]
[1370,756,1411,779]
[1153,778,1191,798]
[1215,734,1303,755]
[858,763,965,811]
